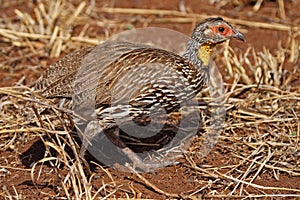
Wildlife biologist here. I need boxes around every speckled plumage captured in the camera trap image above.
[35,43,206,111]
[35,17,245,171]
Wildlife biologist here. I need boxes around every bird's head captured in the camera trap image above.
[185,17,245,66]
[192,17,245,45]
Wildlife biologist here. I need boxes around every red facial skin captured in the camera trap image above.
[211,24,237,37]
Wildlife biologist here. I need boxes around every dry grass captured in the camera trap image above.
[0,0,299,199]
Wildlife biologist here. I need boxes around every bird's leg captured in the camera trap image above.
[78,106,182,172]
[79,120,103,157]
[102,126,176,172]
[80,121,176,172]
[120,146,176,172]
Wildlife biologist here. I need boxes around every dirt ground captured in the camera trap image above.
[0,0,300,199]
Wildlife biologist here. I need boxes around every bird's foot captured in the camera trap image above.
[121,147,180,173]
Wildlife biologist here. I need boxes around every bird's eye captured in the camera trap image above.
[211,25,232,36]
[218,26,225,33]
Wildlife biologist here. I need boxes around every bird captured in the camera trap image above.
[34,17,245,172]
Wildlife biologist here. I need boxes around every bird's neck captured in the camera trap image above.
[183,40,215,67]
[197,42,215,66]
[182,40,215,92]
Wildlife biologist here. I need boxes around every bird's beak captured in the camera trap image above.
[232,31,246,42]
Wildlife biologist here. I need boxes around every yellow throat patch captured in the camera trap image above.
[198,42,216,66]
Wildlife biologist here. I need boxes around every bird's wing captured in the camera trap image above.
[34,46,94,98]
[35,41,151,99]
[90,47,199,110]
[35,41,203,114]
